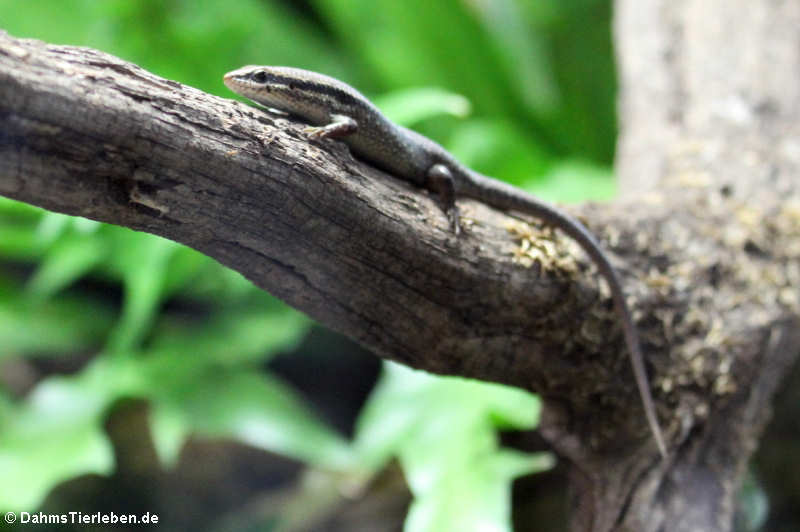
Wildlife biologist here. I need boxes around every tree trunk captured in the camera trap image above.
[601,0,800,529]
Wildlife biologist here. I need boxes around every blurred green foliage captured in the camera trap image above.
[0,0,617,529]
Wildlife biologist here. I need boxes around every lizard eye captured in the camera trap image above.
[252,70,268,83]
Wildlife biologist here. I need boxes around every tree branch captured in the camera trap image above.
[0,30,654,416]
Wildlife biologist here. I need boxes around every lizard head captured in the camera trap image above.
[223,65,293,108]
[223,65,369,124]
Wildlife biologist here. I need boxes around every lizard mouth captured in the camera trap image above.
[222,70,245,87]
[222,73,254,96]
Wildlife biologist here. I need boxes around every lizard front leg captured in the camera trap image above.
[304,114,358,140]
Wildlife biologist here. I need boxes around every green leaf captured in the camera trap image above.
[159,246,210,297]
[353,363,550,530]
[0,201,47,259]
[469,0,560,115]
[316,0,518,119]
[26,234,107,301]
[376,88,471,126]
[447,119,551,184]
[404,448,553,532]
[104,230,179,352]
[0,225,47,260]
[736,470,769,532]
[0,373,114,510]
[147,370,354,470]
[356,363,541,468]
[182,263,257,303]
[34,212,73,246]
[0,197,44,218]
[527,159,616,203]
[148,404,189,467]
[0,279,113,357]
[148,305,310,366]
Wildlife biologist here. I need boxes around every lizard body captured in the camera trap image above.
[223,65,667,457]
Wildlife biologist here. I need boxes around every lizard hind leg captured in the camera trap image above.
[427,163,461,235]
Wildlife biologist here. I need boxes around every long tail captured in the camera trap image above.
[461,173,667,457]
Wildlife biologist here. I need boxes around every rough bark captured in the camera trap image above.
[607,0,800,530]
[0,0,798,526]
